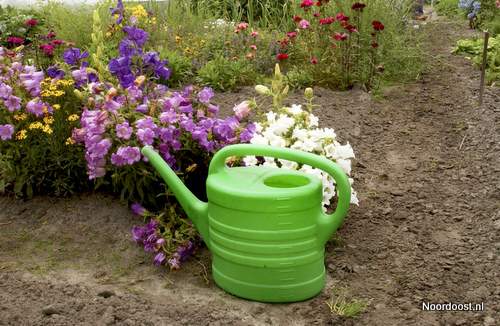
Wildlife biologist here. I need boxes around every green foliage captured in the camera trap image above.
[454,34,500,85]
[38,1,94,48]
[197,55,260,91]
[435,0,461,17]
[0,5,43,48]
[285,67,315,89]
[159,48,195,87]
[325,286,368,318]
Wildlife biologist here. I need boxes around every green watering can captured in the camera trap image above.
[142,144,351,303]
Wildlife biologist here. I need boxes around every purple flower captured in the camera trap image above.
[0,83,12,99]
[159,110,177,124]
[136,128,155,145]
[135,117,157,130]
[131,225,146,243]
[123,26,149,47]
[197,87,214,104]
[168,256,180,270]
[26,99,44,116]
[4,96,21,112]
[116,121,133,140]
[119,39,139,57]
[63,48,89,66]
[153,252,166,266]
[46,65,65,79]
[240,123,256,142]
[131,202,147,216]
[136,104,148,113]
[0,124,14,141]
[110,0,125,24]
[113,146,141,165]
[90,138,112,158]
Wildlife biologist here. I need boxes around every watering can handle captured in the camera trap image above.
[209,144,351,241]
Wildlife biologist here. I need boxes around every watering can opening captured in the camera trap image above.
[263,174,310,189]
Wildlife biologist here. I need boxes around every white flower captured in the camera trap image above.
[250,134,269,146]
[291,140,304,151]
[287,104,303,115]
[336,159,352,175]
[292,128,309,141]
[301,139,317,152]
[309,114,319,127]
[266,111,277,123]
[335,143,355,160]
[322,128,337,140]
[279,159,299,170]
[269,136,286,148]
[243,156,258,166]
[263,157,278,168]
[255,123,263,133]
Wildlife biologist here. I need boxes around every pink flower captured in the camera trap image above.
[235,22,249,33]
[249,44,257,50]
[251,31,259,37]
[310,57,318,64]
[39,44,55,56]
[497,0,500,8]
[333,32,348,41]
[300,0,314,8]
[313,12,320,17]
[277,53,289,61]
[25,18,38,27]
[336,13,349,22]
[299,19,310,29]
[233,101,251,120]
[7,36,24,45]
[319,17,335,25]
[287,31,298,38]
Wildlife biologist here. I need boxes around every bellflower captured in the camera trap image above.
[0,124,14,141]
[63,48,89,66]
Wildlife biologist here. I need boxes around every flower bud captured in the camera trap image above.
[255,85,271,96]
[73,89,83,99]
[135,75,146,86]
[304,87,314,100]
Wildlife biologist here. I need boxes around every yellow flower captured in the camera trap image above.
[53,104,61,110]
[67,114,80,122]
[28,122,43,130]
[65,137,75,145]
[16,130,27,140]
[13,113,28,121]
[42,125,53,135]
[49,85,57,91]
[175,35,182,43]
[54,91,65,97]
[43,116,54,125]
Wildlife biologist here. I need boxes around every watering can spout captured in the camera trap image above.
[141,146,210,246]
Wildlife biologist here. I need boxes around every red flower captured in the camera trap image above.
[332,32,348,41]
[51,39,64,46]
[315,1,322,5]
[279,37,290,48]
[371,42,379,48]
[276,53,289,61]
[344,24,358,33]
[300,0,314,8]
[39,44,55,56]
[319,17,335,25]
[372,20,385,31]
[310,57,318,64]
[351,2,366,11]
[335,13,349,22]
[7,36,24,45]
[293,15,302,22]
[287,31,298,38]
[25,18,38,27]
[313,12,321,17]
[47,31,57,39]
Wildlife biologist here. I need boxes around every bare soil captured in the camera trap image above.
[1,16,499,326]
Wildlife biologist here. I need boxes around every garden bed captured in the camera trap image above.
[1,16,499,325]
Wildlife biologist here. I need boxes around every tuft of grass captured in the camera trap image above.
[325,286,368,318]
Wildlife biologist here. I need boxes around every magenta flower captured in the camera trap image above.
[299,19,310,29]
[0,124,14,141]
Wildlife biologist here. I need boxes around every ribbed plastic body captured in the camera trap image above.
[206,166,326,302]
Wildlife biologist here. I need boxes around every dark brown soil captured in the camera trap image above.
[1,15,499,326]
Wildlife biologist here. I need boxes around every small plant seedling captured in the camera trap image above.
[325,287,368,318]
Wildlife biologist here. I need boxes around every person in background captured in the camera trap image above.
[458,0,481,29]
[415,0,427,20]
